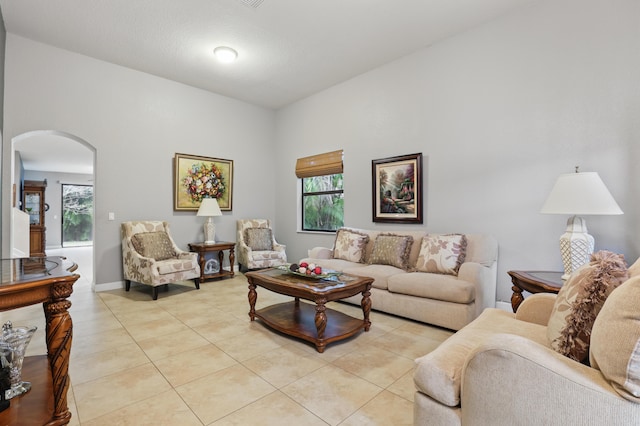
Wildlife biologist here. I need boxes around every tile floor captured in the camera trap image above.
[3,247,453,425]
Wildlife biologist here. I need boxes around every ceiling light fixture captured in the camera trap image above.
[214,46,238,63]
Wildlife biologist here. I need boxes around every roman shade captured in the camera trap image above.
[295,149,343,178]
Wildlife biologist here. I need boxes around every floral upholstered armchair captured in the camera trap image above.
[121,221,200,300]
[236,219,287,272]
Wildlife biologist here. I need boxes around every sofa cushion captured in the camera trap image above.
[157,258,198,275]
[333,228,369,263]
[131,231,176,261]
[343,264,405,290]
[245,228,273,251]
[368,233,413,270]
[415,234,467,275]
[547,250,629,362]
[388,273,475,304]
[414,308,548,407]
[590,276,640,402]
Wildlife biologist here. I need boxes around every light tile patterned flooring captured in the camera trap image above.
[4,247,453,425]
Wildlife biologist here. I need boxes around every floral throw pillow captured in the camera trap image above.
[332,228,369,263]
[547,250,629,362]
[131,232,176,261]
[245,228,273,251]
[368,234,413,270]
[415,234,467,276]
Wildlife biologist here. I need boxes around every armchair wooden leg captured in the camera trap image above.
[194,278,200,290]
[152,287,159,300]
[125,280,131,291]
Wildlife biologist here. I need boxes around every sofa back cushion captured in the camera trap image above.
[590,275,640,402]
[415,234,467,275]
[131,231,177,261]
[245,228,274,251]
[332,228,369,263]
[368,233,413,270]
[547,250,629,362]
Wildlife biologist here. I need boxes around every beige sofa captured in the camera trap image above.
[414,271,640,425]
[302,228,498,331]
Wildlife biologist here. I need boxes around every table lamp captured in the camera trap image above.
[197,198,222,244]
[540,168,623,280]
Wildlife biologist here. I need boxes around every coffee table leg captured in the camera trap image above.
[361,285,372,331]
[248,280,257,321]
[314,298,327,353]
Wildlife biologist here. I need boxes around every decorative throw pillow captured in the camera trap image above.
[245,228,273,251]
[368,234,413,270]
[332,228,369,263]
[415,234,467,275]
[628,257,640,278]
[547,250,629,362]
[131,231,176,261]
[590,276,640,402]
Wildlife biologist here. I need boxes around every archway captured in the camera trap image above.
[11,130,97,290]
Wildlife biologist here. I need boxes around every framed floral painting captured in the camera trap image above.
[174,153,234,211]
[372,153,423,223]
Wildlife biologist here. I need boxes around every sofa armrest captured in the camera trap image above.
[458,261,497,315]
[461,334,638,425]
[307,247,332,259]
[514,293,556,325]
[177,251,198,262]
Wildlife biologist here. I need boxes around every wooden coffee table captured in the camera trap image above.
[245,268,373,353]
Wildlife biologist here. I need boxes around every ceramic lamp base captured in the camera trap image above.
[203,219,216,244]
[559,215,594,280]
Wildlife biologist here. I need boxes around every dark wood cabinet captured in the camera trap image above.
[22,180,47,257]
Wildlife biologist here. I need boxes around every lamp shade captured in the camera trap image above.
[197,198,223,217]
[540,172,623,215]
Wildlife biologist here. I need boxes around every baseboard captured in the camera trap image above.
[495,301,512,312]
[94,281,123,292]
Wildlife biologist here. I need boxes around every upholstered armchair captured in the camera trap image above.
[121,221,200,300]
[236,219,287,272]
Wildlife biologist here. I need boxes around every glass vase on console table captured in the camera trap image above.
[1,322,38,400]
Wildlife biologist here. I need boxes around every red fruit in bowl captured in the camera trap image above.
[300,262,309,268]
[314,267,322,275]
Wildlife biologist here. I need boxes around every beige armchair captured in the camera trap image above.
[121,221,200,300]
[236,219,287,272]
[413,270,640,425]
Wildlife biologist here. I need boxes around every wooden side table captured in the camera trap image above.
[189,242,235,282]
[508,270,563,313]
[0,256,79,426]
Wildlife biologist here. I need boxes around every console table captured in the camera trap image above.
[508,270,563,313]
[188,242,235,282]
[0,256,79,425]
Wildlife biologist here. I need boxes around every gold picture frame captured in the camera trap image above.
[174,153,234,211]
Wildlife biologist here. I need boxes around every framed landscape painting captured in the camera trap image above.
[174,153,234,211]
[372,153,423,223]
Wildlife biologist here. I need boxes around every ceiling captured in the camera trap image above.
[1,0,538,174]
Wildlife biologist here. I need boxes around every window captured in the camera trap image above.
[296,150,344,232]
[302,174,344,231]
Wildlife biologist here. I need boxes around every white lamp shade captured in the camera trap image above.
[540,172,623,215]
[197,198,223,217]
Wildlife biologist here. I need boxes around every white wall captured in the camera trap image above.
[2,35,277,286]
[2,0,639,303]
[275,0,640,304]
